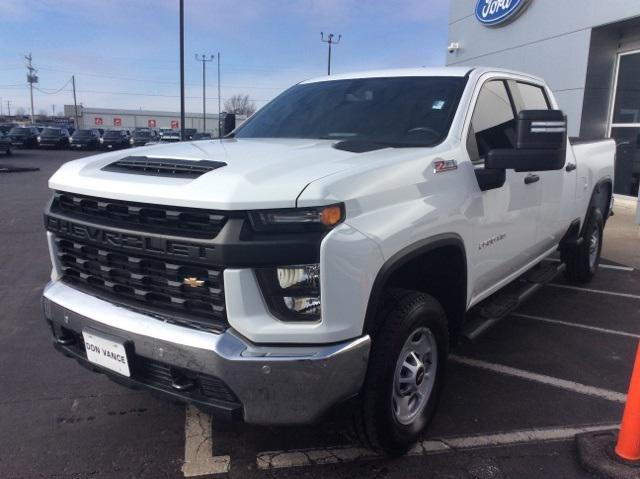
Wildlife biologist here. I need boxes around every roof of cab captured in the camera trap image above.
[301,67,474,84]
[300,66,546,85]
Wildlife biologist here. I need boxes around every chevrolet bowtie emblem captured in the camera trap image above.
[183,277,205,288]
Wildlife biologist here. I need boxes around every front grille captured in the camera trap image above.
[51,191,228,239]
[55,236,226,330]
[61,328,239,405]
[103,156,226,179]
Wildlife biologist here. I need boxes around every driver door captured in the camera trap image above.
[465,78,543,302]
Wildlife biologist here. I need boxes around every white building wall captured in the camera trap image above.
[447,0,640,136]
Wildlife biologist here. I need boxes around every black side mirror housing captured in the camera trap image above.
[486,110,566,172]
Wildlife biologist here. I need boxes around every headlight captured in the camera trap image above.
[99,138,104,143]
[37,136,41,142]
[129,138,134,145]
[248,204,344,232]
[256,264,321,321]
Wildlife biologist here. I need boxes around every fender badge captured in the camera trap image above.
[433,159,458,174]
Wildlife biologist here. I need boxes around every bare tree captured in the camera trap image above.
[224,94,256,116]
[37,109,49,118]
[15,107,26,116]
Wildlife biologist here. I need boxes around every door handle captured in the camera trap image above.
[524,174,540,185]
[565,163,577,172]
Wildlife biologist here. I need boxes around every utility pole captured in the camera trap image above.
[51,104,56,117]
[25,53,38,123]
[72,75,79,129]
[320,32,341,75]
[195,54,214,134]
[179,0,186,141]
[6,100,11,117]
[217,52,221,138]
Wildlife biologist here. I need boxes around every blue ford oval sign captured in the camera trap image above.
[475,0,531,27]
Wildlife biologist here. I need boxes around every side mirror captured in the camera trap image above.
[486,110,566,172]
[221,113,236,136]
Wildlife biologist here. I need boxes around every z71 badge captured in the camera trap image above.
[433,159,458,173]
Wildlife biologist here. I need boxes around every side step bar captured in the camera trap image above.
[462,261,566,341]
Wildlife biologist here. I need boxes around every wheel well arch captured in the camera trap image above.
[590,177,613,223]
[363,234,468,344]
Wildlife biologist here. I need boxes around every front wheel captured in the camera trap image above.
[353,290,449,455]
[563,207,604,283]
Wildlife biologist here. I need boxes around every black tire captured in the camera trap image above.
[563,207,603,284]
[352,289,449,455]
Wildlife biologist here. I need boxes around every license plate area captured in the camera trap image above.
[82,330,131,377]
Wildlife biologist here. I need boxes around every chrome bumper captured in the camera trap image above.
[43,281,370,425]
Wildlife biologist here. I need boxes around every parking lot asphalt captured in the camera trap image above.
[1,148,638,479]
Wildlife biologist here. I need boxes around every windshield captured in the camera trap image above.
[42,128,62,137]
[133,131,151,138]
[103,131,122,139]
[9,127,30,135]
[73,130,93,138]
[235,76,466,147]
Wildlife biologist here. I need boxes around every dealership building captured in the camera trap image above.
[447,0,640,197]
[63,105,225,135]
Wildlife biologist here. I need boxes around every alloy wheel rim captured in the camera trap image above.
[392,327,437,425]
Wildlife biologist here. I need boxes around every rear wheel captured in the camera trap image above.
[563,207,603,283]
[352,290,448,455]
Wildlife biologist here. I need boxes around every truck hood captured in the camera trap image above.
[49,138,407,210]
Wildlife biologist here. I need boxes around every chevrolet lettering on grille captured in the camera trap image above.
[45,216,216,262]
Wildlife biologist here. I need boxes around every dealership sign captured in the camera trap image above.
[94,117,103,126]
[148,119,157,128]
[113,117,122,127]
[475,0,531,27]
[171,120,179,129]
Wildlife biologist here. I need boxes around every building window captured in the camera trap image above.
[610,51,640,196]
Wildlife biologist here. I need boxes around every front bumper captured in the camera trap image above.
[43,281,370,425]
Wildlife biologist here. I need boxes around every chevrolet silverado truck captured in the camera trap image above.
[42,67,615,454]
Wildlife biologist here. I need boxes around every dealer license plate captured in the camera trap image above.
[82,330,130,377]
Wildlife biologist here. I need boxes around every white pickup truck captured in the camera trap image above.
[42,67,615,454]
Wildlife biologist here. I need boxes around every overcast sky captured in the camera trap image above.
[0,0,450,116]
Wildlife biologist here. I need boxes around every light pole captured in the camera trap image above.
[179,0,185,140]
[320,32,341,75]
[195,54,214,134]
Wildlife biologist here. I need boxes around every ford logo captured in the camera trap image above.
[475,0,531,27]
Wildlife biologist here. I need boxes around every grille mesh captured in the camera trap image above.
[55,237,226,329]
[51,191,228,239]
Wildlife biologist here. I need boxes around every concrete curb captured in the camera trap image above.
[575,430,640,479]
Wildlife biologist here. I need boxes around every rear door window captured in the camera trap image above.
[515,82,550,110]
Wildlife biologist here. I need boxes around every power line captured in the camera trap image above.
[37,65,289,89]
[33,77,72,94]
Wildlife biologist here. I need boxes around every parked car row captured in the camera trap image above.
[0,124,212,152]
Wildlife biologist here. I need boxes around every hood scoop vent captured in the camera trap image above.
[102,156,226,179]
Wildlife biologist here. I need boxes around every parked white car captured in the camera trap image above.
[42,67,615,454]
